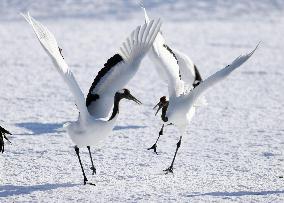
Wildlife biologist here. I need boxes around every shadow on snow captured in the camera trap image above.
[113,125,147,131]
[15,122,65,135]
[187,190,284,197]
[14,122,146,135]
[0,183,80,197]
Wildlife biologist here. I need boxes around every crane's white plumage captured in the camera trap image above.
[22,13,89,118]
[171,49,195,85]
[140,2,259,171]
[140,4,204,101]
[153,44,258,173]
[184,46,258,108]
[86,18,162,118]
[165,45,259,130]
[23,13,162,147]
[23,12,162,184]
[140,3,208,159]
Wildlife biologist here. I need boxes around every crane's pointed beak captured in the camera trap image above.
[127,93,142,105]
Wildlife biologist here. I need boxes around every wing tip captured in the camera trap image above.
[20,12,30,23]
[236,42,260,63]
[138,0,145,9]
[21,12,35,27]
[248,41,260,57]
[139,0,151,24]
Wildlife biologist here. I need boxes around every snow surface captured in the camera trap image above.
[0,0,284,202]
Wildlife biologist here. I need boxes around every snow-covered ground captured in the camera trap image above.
[0,0,284,202]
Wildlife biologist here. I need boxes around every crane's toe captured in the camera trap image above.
[147,143,158,154]
[164,166,174,174]
[90,166,96,175]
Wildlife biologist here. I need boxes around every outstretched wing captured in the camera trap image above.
[172,49,202,87]
[183,44,259,109]
[86,19,162,118]
[139,3,182,98]
[22,13,89,117]
[172,49,207,106]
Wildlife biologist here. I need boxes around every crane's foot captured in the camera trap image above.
[84,177,96,186]
[83,176,88,185]
[90,166,96,175]
[147,143,158,154]
[164,165,174,174]
[87,182,96,186]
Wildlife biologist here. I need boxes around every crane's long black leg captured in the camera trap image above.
[87,146,96,175]
[148,124,165,154]
[74,146,88,185]
[0,134,4,153]
[164,136,182,174]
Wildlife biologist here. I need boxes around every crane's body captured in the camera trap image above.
[140,4,206,155]
[154,45,258,173]
[139,3,258,173]
[24,12,161,183]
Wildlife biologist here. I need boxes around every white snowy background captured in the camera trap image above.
[0,0,283,202]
